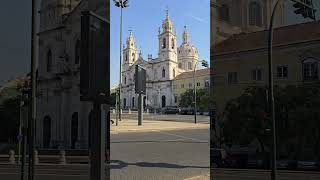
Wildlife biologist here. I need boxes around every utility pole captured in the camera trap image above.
[135,65,146,126]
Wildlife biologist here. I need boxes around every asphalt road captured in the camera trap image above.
[0,128,210,180]
[111,113,210,124]
[110,128,210,180]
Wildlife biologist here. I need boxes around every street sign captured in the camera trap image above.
[80,11,110,103]
[135,65,146,94]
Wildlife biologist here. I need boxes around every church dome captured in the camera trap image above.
[177,26,198,58]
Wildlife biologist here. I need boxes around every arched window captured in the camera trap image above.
[132,53,135,61]
[188,62,192,70]
[124,76,127,84]
[171,38,175,49]
[46,49,52,72]
[162,38,166,49]
[302,58,319,81]
[75,39,80,64]
[161,95,166,107]
[219,4,230,22]
[249,1,262,27]
[162,68,166,78]
[173,68,175,78]
[132,97,135,107]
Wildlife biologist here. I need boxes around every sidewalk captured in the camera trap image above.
[184,173,210,180]
[110,119,209,134]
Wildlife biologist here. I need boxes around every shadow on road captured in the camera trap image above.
[110,160,209,170]
[111,140,208,144]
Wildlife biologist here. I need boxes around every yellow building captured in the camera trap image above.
[173,68,210,105]
[212,21,320,121]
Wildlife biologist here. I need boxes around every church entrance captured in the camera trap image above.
[123,98,126,108]
[143,96,146,108]
[43,116,51,148]
[132,97,135,108]
[161,95,166,107]
[71,112,78,149]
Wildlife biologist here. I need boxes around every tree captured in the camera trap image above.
[178,88,212,111]
[222,85,270,153]
[110,92,117,107]
[179,89,193,108]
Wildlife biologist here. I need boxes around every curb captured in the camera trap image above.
[110,126,209,134]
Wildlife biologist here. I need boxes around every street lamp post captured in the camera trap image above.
[113,0,129,125]
[193,60,209,124]
[268,1,316,180]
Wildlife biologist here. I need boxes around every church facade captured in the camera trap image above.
[36,0,107,149]
[121,12,199,109]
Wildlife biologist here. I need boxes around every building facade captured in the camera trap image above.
[36,0,108,149]
[121,12,199,109]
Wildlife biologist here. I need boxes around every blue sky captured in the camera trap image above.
[110,0,210,87]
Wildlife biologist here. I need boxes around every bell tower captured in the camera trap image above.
[158,10,177,62]
[123,32,138,68]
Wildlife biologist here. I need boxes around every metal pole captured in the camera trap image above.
[115,91,118,126]
[138,93,143,125]
[18,99,22,164]
[193,62,198,124]
[268,1,280,179]
[29,0,37,179]
[90,101,105,180]
[119,4,123,122]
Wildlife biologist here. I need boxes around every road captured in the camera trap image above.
[110,128,210,180]
[111,113,210,124]
[0,128,210,180]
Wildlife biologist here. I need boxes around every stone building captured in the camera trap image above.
[36,0,108,149]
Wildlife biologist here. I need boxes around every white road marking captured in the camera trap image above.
[152,130,208,143]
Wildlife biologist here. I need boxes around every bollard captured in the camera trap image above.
[9,150,15,164]
[128,108,131,114]
[59,150,66,164]
[112,109,115,114]
[34,150,39,165]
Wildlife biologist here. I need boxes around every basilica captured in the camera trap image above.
[121,12,200,109]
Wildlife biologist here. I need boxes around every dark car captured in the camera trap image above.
[179,107,194,115]
[162,106,181,114]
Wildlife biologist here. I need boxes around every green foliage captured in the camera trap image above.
[178,88,212,111]
[110,92,117,107]
[222,83,320,159]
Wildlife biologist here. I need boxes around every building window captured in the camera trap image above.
[197,82,200,86]
[132,53,135,61]
[205,80,210,87]
[46,49,52,72]
[173,68,175,77]
[277,66,288,79]
[302,58,319,81]
[188,62,192,70]
[125,54,128,61]
[249,2,262,27]
[219,4,230,22]
[181,84,184,88]
[162,68,166,78]
[75,39,80,64]
[124,76,127,84]
[189,83,193,88]
[174,95,177,103]
[228,72,238,84]
[162,38,166,49]
[178,63,182,68]
[172,38,175,49]
[251,68,263,81]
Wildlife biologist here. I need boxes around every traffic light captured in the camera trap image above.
[201,60,209,68]
[80,11,109,103]
[292,0,316,20]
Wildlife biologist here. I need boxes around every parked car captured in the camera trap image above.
[297,160,318,170]
[161,106,181,114]
[277,160,297,170]
[179,107,194,115]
